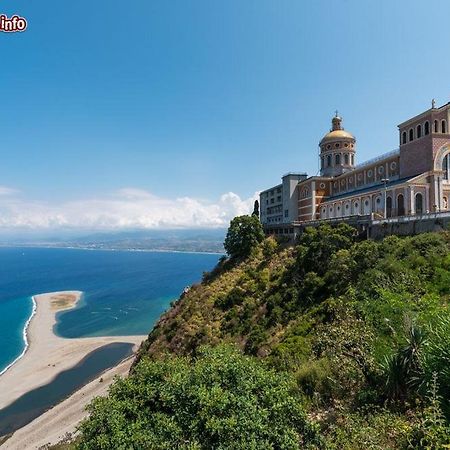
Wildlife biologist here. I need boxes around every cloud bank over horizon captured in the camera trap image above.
[0,186,258,234]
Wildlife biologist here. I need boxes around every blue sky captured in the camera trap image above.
[0,0,450,231]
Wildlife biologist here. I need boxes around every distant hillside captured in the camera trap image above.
[77,225,450,448]
[0,228,226,254]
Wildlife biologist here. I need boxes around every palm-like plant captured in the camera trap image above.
[383,316,425,401]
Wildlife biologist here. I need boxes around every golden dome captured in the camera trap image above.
[320,129,355,144]
[320,113,355,145]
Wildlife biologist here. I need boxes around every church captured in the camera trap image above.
[260,101,450,234]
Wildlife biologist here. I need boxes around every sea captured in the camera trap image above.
[0,247,220,374]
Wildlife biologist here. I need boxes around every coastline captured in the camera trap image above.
[0,245,225,256]
[0,296,37,377]
[0,291,144,443]
[2,354,137,449]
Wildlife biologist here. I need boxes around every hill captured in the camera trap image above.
[77,224,450,449]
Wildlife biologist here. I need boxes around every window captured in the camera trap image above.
[321,156,324,169]
[386,197,392,217]
[300,188,310,198]
[351,154,355,165]
[284,209,289,218]
[443,154,450,180]
[402,131,407,144]
[434,120,439,133]
[344,154,349,165]
[335,154,341,165]
[270,198,274,204]
[442,120,447,134]
[327,154,332,166]
[277,195,282,202]
[398,194,405,216]
[409,128,414,141]
[415,193,423,214]
[425,121,430,135]
[335,143,340,148]
[417,124,422,138]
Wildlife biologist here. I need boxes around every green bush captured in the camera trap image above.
[77,346,323,450]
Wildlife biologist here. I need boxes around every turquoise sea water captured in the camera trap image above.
[0,247,220,373]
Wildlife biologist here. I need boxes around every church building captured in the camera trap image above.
[260,101,450,232]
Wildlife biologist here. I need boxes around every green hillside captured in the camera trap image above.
[77,222,450,449]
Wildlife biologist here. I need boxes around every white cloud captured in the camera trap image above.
[0,186,19,196]
[0,187,259,231]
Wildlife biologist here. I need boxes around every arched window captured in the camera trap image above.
[386,196,392,217]
[397,194,405,216]
[442,120,447,134]
[424,121,430,135]
[415,193,423,215]
[335,154,341,165]
[351,154,354,165]
[417,124,422,138]
[327,154,332,167]
[409,128,414,141]
[444,197,448,210]
[443,154,450,180]
[344,153,349,165]
[434,120,439,133]
[402,131,407,144]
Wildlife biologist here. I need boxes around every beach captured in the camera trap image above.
[0,291,144,447]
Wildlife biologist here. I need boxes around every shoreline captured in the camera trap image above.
[0,291,144,443]
[2,353,138,449]
[0,296,37,377]
[0,245,225,256]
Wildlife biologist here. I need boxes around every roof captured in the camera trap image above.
[259,183,282,195]
[397,102,450,128]
[320,129,355,144]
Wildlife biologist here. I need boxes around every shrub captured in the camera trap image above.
[77,346,323,449]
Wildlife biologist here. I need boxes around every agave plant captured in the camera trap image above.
[383,315,425,401]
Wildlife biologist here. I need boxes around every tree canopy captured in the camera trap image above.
[224,215,265,259]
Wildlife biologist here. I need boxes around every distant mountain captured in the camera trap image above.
[0,228,226,254]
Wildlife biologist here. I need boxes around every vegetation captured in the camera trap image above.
[77,346,321,449]
[77,223,450,449]
[252,199,260,217]
[223,214,264,259]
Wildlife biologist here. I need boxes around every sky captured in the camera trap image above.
[1,0,450,233]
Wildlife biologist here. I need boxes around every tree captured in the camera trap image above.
[252,199,260,218]
[224,215,265,259]
[77,346,322,449]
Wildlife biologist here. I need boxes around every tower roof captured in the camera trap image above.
[320,114,355,144]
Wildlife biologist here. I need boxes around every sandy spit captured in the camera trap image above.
[0,291,144,448]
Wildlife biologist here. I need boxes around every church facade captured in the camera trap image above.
[260,101,450,231]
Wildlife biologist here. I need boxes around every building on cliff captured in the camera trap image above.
[260,101,450,238]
